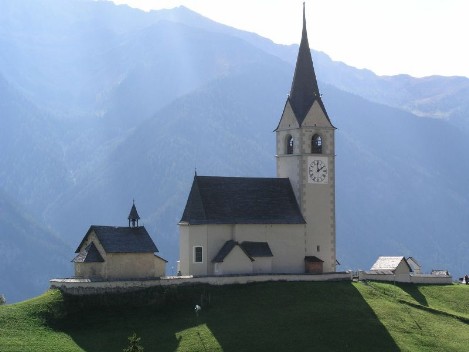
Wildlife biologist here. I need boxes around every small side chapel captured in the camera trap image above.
[178,5,336,276]
[73,202,167,280]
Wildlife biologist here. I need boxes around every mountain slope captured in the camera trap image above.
[45,60,292,266]
[315,57,469,125]
[0,191,71,303]
[0,74,73,213]
[326,85,469,272]
[1,0,468,302]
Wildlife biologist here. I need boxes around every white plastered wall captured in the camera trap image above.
[106,253,160,280]
[276,100,337,273]
[218,246,253,275]
[75,262,105,279]
[300,103,335,272]
[181,223,306,275]
[252,257,272,274]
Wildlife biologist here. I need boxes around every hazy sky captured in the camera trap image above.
[108,0,469,78]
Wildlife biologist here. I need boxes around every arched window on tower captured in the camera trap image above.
[286,135,294,154]
[311,134,322,154]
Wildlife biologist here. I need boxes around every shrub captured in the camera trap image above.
[123,332,144,352]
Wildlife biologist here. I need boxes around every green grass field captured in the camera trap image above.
[0,281,468,351]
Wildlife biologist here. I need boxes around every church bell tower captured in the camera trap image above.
[275,4,336,272]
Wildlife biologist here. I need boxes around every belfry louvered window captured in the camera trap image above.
[311,134,322,154]
[286,135,294,154]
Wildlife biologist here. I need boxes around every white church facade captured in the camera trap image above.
[178,5,336,276]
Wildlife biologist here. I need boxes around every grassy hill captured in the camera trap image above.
[0,282,468,351]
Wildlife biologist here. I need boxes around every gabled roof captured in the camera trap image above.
[155,254,168,263]
[72,242,104,263]
[212,240,251,263]
[370,256,411,272]
[180,176,305,225]
[212,240,273,263]
[406,257,421,268]
[287,3,331,126]
[241,242,273,258]
[75,225,158,254]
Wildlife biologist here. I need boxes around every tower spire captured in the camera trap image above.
[289,2,321,125]
[128,200,140,228]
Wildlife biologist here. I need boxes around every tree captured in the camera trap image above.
[0,295,5,305]
[123,332,144,352]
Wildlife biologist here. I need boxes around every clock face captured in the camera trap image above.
[308,157,328,184]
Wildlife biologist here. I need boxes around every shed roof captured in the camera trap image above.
[370,256,411,272]
[431,270,449,276]
[75,225,158,254]
[180,176,305,225]
[305,256,324,263]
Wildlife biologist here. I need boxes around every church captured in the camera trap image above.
[178,5,336,276]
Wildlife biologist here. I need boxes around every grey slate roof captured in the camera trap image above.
[75,225,158,254]
[72,242,104,263]
[212,240,273,263]
[180,176,305,225]
[212,240,251,263]
[241,241,273,258]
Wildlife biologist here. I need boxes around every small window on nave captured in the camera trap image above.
[311,134,322,154]
[286,135,294,154]
[194,246,203,263]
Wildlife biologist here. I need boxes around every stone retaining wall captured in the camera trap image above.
[358,271,453,284]
[50,272,352,295]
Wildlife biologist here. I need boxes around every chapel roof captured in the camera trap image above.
[180,176,305,225]
[75,225,158,254]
